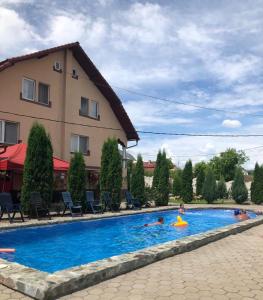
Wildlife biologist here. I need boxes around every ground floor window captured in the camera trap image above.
[0,120,19,145]
[70,134,89,155]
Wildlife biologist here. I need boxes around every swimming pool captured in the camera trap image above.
[0,209,256,273]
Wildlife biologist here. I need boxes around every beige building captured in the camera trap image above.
[0,42,139,177]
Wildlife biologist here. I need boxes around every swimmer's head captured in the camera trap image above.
[158,217,164,223]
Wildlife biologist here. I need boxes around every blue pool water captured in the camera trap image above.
[0,209,256,273]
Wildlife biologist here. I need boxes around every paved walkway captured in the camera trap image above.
[1,205,263,299]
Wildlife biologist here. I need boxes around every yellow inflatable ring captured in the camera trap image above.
[172,216,188,227]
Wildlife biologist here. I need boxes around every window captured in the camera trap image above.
[0,120,18,144]
[22,78,35,101]
[89,100,99,119]
[38,83,49,104]
[80,97,89,115]
[72,68,78,79]
[53,61,62,72]
[71,134,89,155]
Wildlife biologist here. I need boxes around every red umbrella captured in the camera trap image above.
[0,143,69,171]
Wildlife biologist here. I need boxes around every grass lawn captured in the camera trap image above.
[169,197,236,205]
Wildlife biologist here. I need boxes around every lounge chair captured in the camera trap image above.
[0,192,24,223]
[102,191,113,212]
[86,191,103,214]
[125,191,141,210]
[29,192,51,220]
[62,192,82,217]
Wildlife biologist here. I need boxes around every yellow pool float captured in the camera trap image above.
[172,216,188,227]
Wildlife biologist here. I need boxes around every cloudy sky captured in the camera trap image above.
[0,0,263,168]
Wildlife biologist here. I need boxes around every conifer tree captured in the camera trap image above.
[251,163,263,204]
[152,150,162,189]
[181,160,193,203]
[127,160,133,191]
[216,176,228,199]
[68,152,86,208]
[100,138,114,193]
[131,154,145,205]
[202,167,217,203]
[155,151,170,206]
[231,168,248,204]
[173,169,182,196]
[196,167,205,196]
[21,123,54,212]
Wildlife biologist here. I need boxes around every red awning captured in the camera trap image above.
[0,143,69,171]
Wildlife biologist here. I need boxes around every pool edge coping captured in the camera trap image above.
[0,207,262,299]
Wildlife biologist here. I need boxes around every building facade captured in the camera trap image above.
[0,42,138,173]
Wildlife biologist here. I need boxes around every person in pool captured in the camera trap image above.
[235,209,250,221]
[179,203,185,214]
[144,217,164,227]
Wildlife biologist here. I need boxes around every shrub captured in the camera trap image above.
[156,151,169,206]
[131,154,145,205]
[202,167,217,203]
[181,160,193,203]
[216,176,228,199]
[21,123,53,212]
[100,138,122,211]
[68,152,86,208]
[231,168,248,204]
[172,169,182,196]
[196,167,205,196]
[251,163,263,204]
[152,150,162,189]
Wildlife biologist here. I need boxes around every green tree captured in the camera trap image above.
[231,168,248,204]
[181,160,193,203]
[209,148,248,181]
[21,123,54,212]
[131,154,145,205]
[202,167,217,203]
[68,152,86,208]
[100,138,122,210]
[194,161,207,177]
[251,163,263,204]
[217,176,228,199]
[152,150,162,189]
[172,169,182,196]
[127,160,134,191]
[155,151,170,206]
[196,166,206,196]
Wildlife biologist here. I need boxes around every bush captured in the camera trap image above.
[231,168,248,204]
[202,167,217,203]
[251,163,263,204]
[131,154,145,206]
[172,169,182,196]
[216,176,228,199]
[181,160,193,203]
[21,123,53,212]
[68,152,86,208]
[100,138,122,211]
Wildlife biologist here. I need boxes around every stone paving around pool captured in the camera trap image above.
[1,204,263,299]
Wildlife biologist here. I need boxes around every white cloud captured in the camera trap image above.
[0,7,37,57]
[222,119,242,128]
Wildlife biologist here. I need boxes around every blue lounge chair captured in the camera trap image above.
[102,191,113,212]
[29,192,51,220]
[86,191,103,214]
[62,192,82,216]
[0,192,24,223]
[125,191,141,210]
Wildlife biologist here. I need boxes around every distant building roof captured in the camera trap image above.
[143,161,156,169]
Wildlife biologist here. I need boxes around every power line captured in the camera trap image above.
[1,109,263,138]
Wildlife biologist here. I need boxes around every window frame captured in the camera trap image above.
[22,77,36,101]
[89,100,99,119]
[70,134,90,156]
[0,120,19,145]
[38,82,50,105]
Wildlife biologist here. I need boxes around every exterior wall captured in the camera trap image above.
[0,49,128,168]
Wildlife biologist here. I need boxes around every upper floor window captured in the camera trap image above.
[22,78,35,101]
[53,61,62,73]
[70,134,89,155]
[90,100,99,119]
[38,83,49,105]
[0,120,19,145]
[72,68,78,79]
[79,98,100,120]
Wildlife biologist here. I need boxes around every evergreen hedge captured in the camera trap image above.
[172,169,182,196]
[216,176,228,199]
[68,152,86,208]
[231,168,248,204]
[202,167,217,203]
[196,167,205,196]
[21,123,53,212]
[251,163,263,204]
[152,150,162,189]
[131,154,145,205]
[100,138,122,211]
[181,160,193,203]
[156,151,170,206]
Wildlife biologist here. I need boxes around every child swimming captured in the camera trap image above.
[144,217,164,227]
